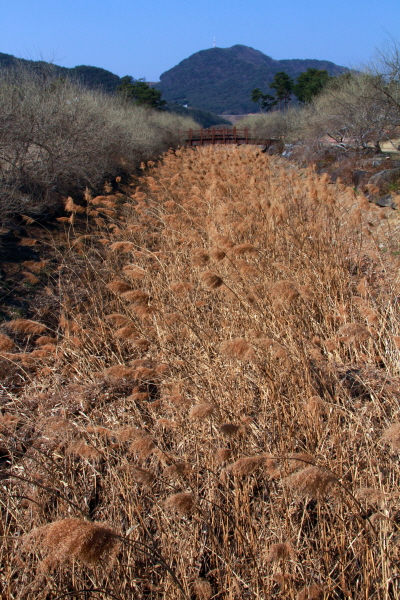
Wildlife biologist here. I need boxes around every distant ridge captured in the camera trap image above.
[0,52,121,93]
[0,46,349,116]
[155,44,349,114]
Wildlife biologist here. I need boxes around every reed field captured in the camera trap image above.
[1,145,400,599]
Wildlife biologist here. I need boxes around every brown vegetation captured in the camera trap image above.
[1,146,400,598]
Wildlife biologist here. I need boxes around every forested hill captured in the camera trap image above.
[0,52,121,93]
[155,44,349,114]
[0,46,349,115]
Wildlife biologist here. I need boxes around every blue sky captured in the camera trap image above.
[2,0,400,81]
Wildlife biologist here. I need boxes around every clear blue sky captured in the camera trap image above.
[2,0,400,81]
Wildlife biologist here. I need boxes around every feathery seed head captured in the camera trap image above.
[193,249,210,267]
[164,492,195,516]
[106,280,132,294]
[0,333,15,352]
[219,423,243,437]
[129,435,155,459]
[381,423,400,450]
[266,542,295,562]
[189,403,215,420]
[164,462,192,478]
[193,578,212,600]
[216,448,232,462]
[228,455,265,476]
[283,466,335,498]
[220,338,253,360]
[200,271,224,289]
[231,243,257,256]
[337,322,370,344]
[114,325,139,340]
[6,319,47,336]
[297,583,323,600]
[270,280,300,306]
[25,518,118,572]
[210,247,226,261]
[131,466,155,486]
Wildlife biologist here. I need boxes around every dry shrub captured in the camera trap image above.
[0,66,197,219]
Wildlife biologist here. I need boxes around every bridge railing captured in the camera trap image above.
[184,127,250,146]
[180,127,274,147]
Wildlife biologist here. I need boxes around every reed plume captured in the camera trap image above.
[220,338,253,360]
[228,455,265,476]
[189,403,215,419]
[6,319,47,335]
[24,518,119,573]
[0,333,15,352]
[266,542,295,562]
[296,583,323,600]
[219,423,243,437]
[283,466,336,498]
[381,422,400,450]
[106,280,132,294]
[131,466,155,486]
[164,492,195,516]
[200,271,224,289]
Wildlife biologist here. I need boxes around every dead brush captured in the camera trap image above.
[3,145,400,599]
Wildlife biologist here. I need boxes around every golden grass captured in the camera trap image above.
[1,146,400,598]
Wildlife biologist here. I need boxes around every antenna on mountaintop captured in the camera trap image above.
[213,37,216,48]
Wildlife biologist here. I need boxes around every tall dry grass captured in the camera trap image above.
[1,146,400,599]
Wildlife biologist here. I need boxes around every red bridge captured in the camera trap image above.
[183,127,274,147]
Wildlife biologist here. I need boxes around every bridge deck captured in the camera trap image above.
[183,127,272,147]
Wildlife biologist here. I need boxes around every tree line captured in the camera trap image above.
[251,68,331,111]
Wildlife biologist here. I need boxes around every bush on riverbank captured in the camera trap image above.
[0,67,197,219]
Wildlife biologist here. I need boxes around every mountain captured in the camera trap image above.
[0,52,121,93]
[155,44,349,114]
